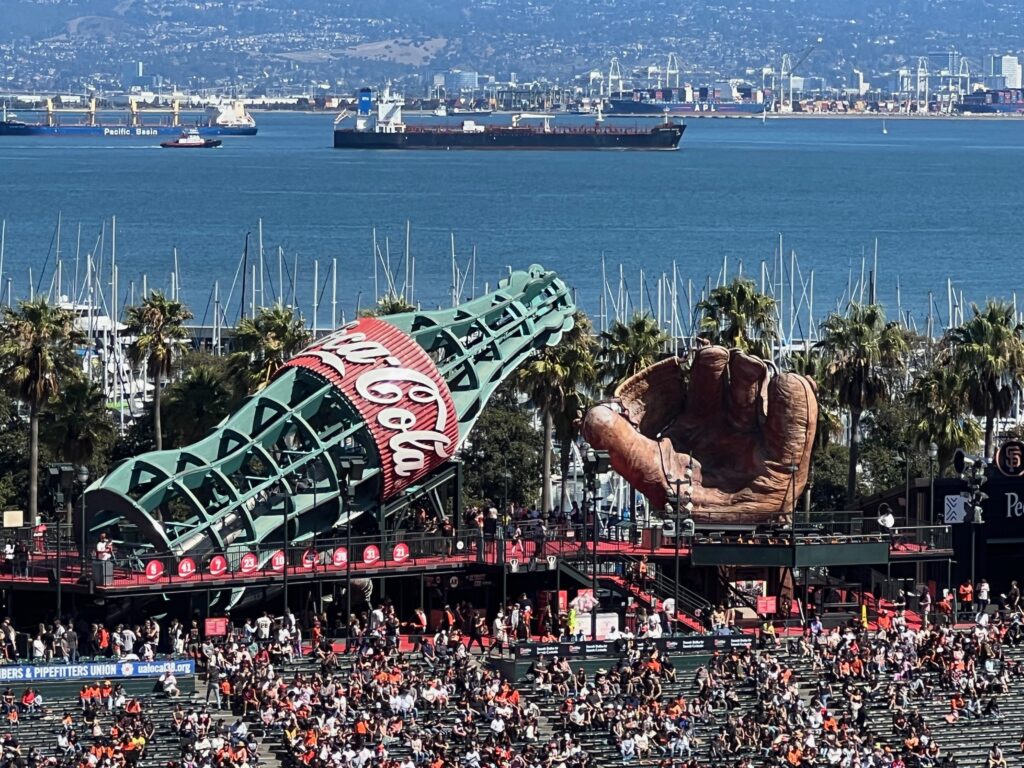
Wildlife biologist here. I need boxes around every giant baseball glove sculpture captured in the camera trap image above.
[582,344,818,524]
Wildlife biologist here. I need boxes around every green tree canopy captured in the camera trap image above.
[908,359,983,473]
[125,291,193,451]
[514,310,599,514]
[462,385,542,509]
[697,277,779,358]
[359,294,416,317]
[40,377,115,469]
[599,311,670,395]
[229,305,311,395]
[163,365,234,446]
[816,303,907,506]
[945,299,1024,459]
[0,298,86,520]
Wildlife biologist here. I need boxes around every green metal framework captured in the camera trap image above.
[77,265,575,567]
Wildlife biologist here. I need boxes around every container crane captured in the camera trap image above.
[608,57,624,97]
[780,39,820,112]
[666,53,680,89]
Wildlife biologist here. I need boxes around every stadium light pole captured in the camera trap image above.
[283,495,291,616]
[339,455,366,634]
[77,465,89,565]
[673,479,681,627]
[928,442,938,525]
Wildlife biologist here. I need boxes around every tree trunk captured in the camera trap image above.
[846,408,862,508]
[28,403,39,522]
[153,372,163,451]
[984,411,995,460]
[541,410,553,514]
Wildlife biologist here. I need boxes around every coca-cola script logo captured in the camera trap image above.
[283,318,460,499]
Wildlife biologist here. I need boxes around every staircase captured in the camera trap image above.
[559,555,710,633]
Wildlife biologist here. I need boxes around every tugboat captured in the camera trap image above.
[160,128,222,149]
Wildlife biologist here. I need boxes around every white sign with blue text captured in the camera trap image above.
[0,659,194,683]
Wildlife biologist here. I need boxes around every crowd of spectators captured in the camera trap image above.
[202,606,598,768]
[4,567,1024,768]
[514,594,1024,768]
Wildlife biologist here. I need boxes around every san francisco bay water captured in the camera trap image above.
[0,112,1022,329]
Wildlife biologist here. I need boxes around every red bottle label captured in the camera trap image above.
[282,317,459,500]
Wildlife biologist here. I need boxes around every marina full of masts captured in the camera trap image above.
[0,215,1016,436]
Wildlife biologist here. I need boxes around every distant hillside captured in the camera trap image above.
[3,0,1022,92]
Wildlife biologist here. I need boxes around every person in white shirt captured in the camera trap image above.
[95,533,113,561]
[353,745,373,768]
[490,612,509,657]
[255,612,272,641]
[158,670,179,697]
[490,714,506,736]
[977,579,991,621]
[3,539,14,573]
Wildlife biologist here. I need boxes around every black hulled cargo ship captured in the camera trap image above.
[334,88,684,151]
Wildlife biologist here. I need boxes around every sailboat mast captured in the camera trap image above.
[312,259,319,337]
[258,218,265,311]
[331,258,338,330]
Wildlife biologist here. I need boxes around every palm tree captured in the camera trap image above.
[697,277,779,358]
[359,294,416,317]
[552,313,600,512]
[789,347,844,449]
[40,378,115,467]
[0,299,86,521]
[946,300,1024,459]
[229,305,312,395]
[125,291,193,452]
[816,303,907,506]
[515,311,599,514]
[599,312,670,395]
[908,359,983,473]
[163,365,233,446]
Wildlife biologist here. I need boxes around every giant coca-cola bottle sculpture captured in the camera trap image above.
[78,265,574,568]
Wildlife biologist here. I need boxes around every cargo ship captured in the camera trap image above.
[334,88,683,151]
[0,99,257,137]
[606,85,767,116]
[955,89,1024,114]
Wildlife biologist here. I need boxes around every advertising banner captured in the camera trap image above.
[512,634,754,660]
[0,659,196,683]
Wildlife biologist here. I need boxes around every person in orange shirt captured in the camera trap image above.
[851,656,864,678]
[958,581,974,619]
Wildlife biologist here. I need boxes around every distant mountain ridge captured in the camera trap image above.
[2,0,1021,92]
